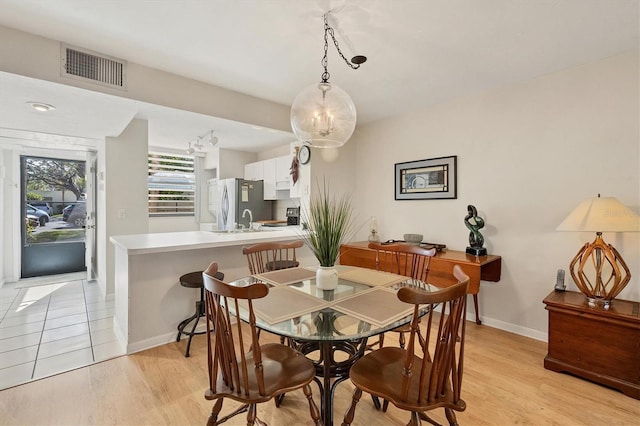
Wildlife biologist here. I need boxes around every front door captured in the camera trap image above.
[21,155,87,278]
[85,151,98,280]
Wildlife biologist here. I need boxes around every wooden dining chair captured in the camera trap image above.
[242,240,304,274]
[243,240,304,349]
[367,242,436,351]
[342,265,470,426]
[202,262,322,426]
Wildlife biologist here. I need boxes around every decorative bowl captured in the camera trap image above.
[403,233,423,245]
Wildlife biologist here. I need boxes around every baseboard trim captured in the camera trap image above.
[476,314,548,342]
[118,310,546,355]
[431,305,548,342]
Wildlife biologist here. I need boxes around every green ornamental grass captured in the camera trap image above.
[300,181,356,267]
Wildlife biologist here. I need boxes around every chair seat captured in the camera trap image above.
[205,343,316,402]
[349,347,466,413]
[265,260,299,271]
[180,271,204,288]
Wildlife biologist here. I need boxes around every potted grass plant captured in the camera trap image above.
[299,181,355,290]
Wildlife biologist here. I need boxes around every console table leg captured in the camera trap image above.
[473,294,482,325]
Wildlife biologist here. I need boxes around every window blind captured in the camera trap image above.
[148,151,195,216]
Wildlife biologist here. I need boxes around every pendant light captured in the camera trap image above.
[290,13,366,148]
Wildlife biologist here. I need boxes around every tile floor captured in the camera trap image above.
[0,277,125,390]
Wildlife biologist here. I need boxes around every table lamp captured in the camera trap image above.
[556,194,640,307]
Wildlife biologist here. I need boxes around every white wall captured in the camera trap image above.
[103,119,149,294]
[218,148,257,179]
[309,141,362,234]
[148,216,199,233]
[0,25,292,133]
[257,145,290,161]
[351,51,640,339]
[0,149,4,286]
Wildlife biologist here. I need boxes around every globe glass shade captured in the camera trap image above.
[290,82,356,148]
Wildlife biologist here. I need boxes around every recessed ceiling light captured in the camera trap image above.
[28,102,56,112]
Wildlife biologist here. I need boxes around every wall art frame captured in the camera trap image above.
[395,155,457,200]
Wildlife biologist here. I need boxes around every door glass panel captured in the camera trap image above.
[21,156,87,278]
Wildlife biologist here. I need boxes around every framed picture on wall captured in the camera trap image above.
[395,155,457,200]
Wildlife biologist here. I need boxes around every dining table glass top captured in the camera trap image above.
[227,266,436,342]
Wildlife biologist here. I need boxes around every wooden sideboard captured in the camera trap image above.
[543,290,640,399]
[339,241,502,324]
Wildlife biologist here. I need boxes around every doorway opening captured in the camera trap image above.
[21,155,88,278]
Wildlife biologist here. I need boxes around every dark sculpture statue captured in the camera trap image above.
[464,205,487,256]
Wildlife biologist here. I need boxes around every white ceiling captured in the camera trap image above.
[0,0,637,151]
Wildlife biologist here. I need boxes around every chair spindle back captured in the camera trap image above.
[398,265,469,405]
[243,240,304,274]
[203,262,269,398]
[368,242,436,284]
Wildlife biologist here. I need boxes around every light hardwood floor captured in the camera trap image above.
[1,320,638,425]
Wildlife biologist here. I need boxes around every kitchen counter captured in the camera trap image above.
[110,227,315,354]
[110,226,304,255]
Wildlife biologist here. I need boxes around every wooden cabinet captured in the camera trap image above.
[543,291,640,399]
[339,241,502,324]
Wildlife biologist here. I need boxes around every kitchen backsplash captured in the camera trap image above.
[274,199,300,223]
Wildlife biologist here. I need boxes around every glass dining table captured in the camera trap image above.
[226,265,436,426]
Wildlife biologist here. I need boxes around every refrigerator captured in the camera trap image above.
[217,178,273,231]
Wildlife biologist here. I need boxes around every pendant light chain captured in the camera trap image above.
[321,13,362,83]
[290,11,366,148]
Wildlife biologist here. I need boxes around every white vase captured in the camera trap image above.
[316,266,339,290]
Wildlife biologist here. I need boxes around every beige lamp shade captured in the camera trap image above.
[557,194,639,305]
[556,195,640,233]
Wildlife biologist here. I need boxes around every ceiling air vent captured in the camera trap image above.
[61,44,127,90]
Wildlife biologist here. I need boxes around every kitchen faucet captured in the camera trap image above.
[242,209,253,230]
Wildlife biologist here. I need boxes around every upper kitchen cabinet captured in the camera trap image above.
[244,160,263,181]
[264,155,292,200]
[275,155,292,188]
[244,155,294,200]
[263,157,276,199]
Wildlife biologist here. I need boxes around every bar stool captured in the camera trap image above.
[176,270,224,357]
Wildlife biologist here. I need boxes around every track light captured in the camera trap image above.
[186,142,195,155]
[186,130,217,154]
[209,130,219,146]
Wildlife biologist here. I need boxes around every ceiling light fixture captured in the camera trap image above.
[186,141,195,155]
[209,130,219,146]
[28,102,56,112]
[290,12,366,148]
[186,130,217,154]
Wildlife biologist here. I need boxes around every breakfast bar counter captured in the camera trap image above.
[110,228,315,353]
[110,227,305,255]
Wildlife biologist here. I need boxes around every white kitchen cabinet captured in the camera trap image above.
[245,155,292,200]
[263,158,277,200]
[244,161,263,181]
[275,155,292,189]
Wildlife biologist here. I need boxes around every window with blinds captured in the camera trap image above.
[148,151,195,216]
